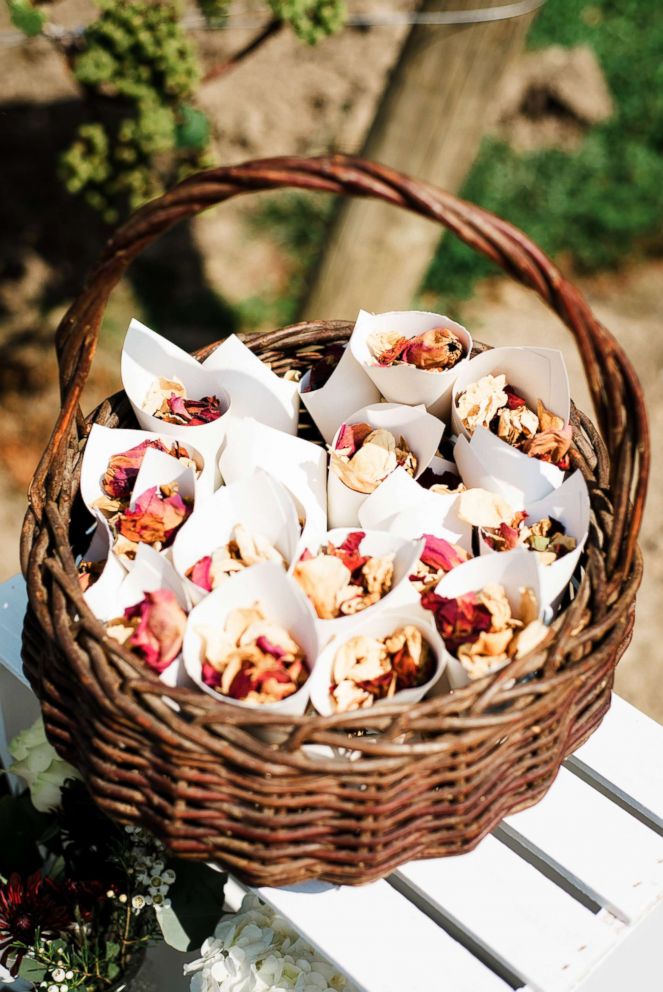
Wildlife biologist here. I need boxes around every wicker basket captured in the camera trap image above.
[20,156,648,887]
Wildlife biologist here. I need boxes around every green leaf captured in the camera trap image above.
[8,0,46,37]
[107,962,120,981]
[106,941,120,961]
[157,861,226,951]
[0,792,52,878]
[175,105,210,152]
[18,957,47,981]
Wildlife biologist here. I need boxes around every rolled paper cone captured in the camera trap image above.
[357,467,427,532]
[455,427,563,505]
[299,344,381,445]
[218,416,328,555]
[309,610,448,717]
[102,543,191,684]
[292,528,424,647]
[80,519,127,620]
[431,550,544,689]
[121,318,231,480]
[327,402,443,529]
[478,469,590,610]
[172,469,301,605]
[349,309,473,420]
[130,446,197,509]
[451,345,570,441]
[80,424,212,512]
[202,333,300,436]
[183,562,319,717]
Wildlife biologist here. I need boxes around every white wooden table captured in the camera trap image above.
[1,574,662,992]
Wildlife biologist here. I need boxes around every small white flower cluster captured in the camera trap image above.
[184,894,357,992]
[123,825,176,911]
[39,962,74,992]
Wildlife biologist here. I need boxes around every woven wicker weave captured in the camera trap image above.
[20,156,648,886]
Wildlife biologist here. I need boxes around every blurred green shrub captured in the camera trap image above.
[424,0,663,302]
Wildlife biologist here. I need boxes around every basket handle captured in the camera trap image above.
[30,155,648,583]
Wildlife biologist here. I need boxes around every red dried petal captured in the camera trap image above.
[504,385,527,409]
[326,530,369,574]
[256,635,287,659]
[124,589,186,672]
[118,486,191,547]
[421,590,492,655]
[334,422,373,455]
[166,395,223,425]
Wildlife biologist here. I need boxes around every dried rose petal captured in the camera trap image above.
[456,374,508,434]
[400,327,464,370]
[504,385,527,409]
[420,534,468,573]
[121,589,187,672]
[187,555,213,591]
[523,424,573,466]
[118,485,191,547]
[334,422,374,456]
[102,439,169,500]
[458,488,515,529]
[421,590,493,656]
[330,625,433,712]
[330,428,408,495]
[294,534,393,619]
[164,394,224,426]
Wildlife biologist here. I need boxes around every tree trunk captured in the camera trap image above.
[301,1,536,319]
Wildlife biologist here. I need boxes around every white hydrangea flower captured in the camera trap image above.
[9,718,81,812]
[184,896,356,992]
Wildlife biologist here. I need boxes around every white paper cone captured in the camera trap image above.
[218,416,327,555]
[172,470,301,605]
[80,521,127,619]
[80,424,212,514]
[327,403,443,529]
[349,309,473,419]
[309,610,448,717]
[121,318,231,477]
[432,551,544,688]
[99,544,191,685]
[183,562,319,716]
[130,446,196,509]
[478,470,589,609]
[293,528,424,645]
[451,345,570,440]
[202,333,300,436]
[299,344,381,445]
[455,427,563,505]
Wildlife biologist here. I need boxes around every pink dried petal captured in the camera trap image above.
[375,336,409,366]
[256,635,287,659]
[124,589,186,672]
[420,534,467,572]
[102,439,168,500]
[334,422,373,455]
[166,395,223,425]
[421,590,492,656]
[187,555,213,591]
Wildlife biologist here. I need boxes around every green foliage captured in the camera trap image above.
[60,0,206,222]
[196,0,231,25]
[269,0,346,43]
[7,0,45,37]
[157,861,228,951]
[424,0,663,304]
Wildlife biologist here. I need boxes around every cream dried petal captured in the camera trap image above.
[519,586,539,626]
[496,406,539,446]
[142,376,186,414]
[106,620,135,646]
[478,583,516,631]
[224,605,266,646]
[332,679,373,712]
[209,549,246,586]
[537,399,565,432]
[361,554,394,597]
[293,555,351,619]
[533,550,558,567]
[92,494,123,517]
[513,619,549,658]
[233,523,285,567]
[330,429,398,494]
[456,374,508,433]
[196,624,236,668]
[332,635,388,684]
[460,628,514,659]
[458,488,515,528]
[385,625,423,665]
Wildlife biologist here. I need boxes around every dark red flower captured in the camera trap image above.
[0,873,71,975]
[421,590,492,656]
